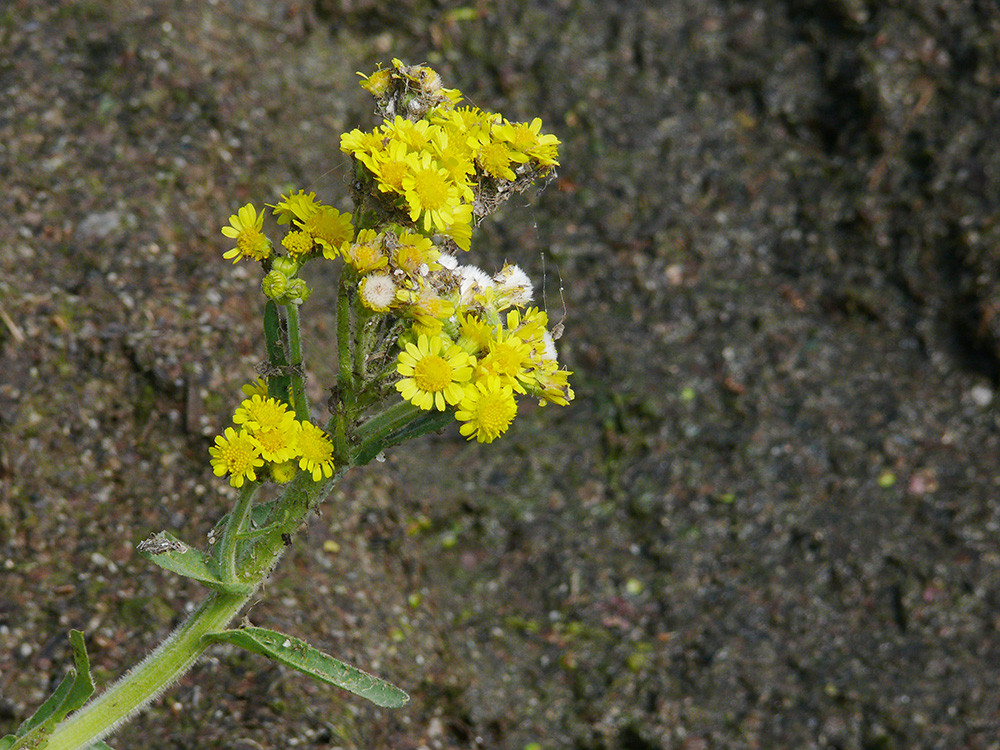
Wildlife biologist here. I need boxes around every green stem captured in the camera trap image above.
[334,271,356,463]
[218,482,257,582]
[285,303,309,421]
[351,400,454,465]
[353,304,375,388]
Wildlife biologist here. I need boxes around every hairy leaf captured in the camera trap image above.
[137,531,251,595]
[205,627,408,708]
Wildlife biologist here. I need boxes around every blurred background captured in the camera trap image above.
[2,1,999,748]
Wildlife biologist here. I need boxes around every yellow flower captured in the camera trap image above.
[432,106,499,139]
[440,203,474,252]
[344,228,388,273]
[298,206,353,259]
[401,152,462,233]
[296,421,336,481]
[396,333,474,411]
[476,139,529,182]
[241,377,269,399]
[391,230,440,276]
[414,288,456,322]
[271,190,322,225]
[221,204,272,263]
[341,128,387,163]
[427,128,476,201]
[455,376,517,443]
[367,139,411,194]
[477,329,535,394]
[533,362,575,407]
[457,313,496,356]
[209,427,264,487]
[281,229,315,260]
[495,117,561,166]
[505,307,549,353]
[232,395,295,432]
[386,116,439,152]
[357,66,393,97]
[252,422,301,463]
[344,229,389,273]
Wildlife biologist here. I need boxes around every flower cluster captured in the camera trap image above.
[341,58,559,253]
[214,60,572,465]
[389,253,574,442]
[209,392,336,486]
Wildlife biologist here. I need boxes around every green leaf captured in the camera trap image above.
[264,300,292,406]
[89,742,115,749]
[3,631,95,749]
[8,671,74,740]
[205,627,409,708]
[137,531,251,595]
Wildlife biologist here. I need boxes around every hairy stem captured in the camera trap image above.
[218,482,258,582]
[334,270,356,463]
[285,303,309,421]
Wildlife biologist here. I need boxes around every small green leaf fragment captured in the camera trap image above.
[63,630,95,713]
[10,669,75,738]
[7,631,96,749]
[205,627,409,708]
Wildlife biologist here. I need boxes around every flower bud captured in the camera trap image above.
[262,270,289,300]
[285,278,311,305]
[272,256,299,277]
[270,459,298,484]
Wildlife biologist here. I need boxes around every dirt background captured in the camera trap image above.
[2,1,1000,749]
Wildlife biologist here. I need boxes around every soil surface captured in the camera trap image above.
[2,2,1000,749]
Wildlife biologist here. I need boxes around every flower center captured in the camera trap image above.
[413,354,453,392]
[412,168,448,210]
[282,230,314,259]
[224,442,257,473]
[238,228,270,260]
[299,430,331,462]
[476,392,516,434]
[379,159,407,192]
[509,124,536,151]
[490,343,523,376]
[479,142,512,178]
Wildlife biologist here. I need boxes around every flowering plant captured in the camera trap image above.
[2,60,571,750]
